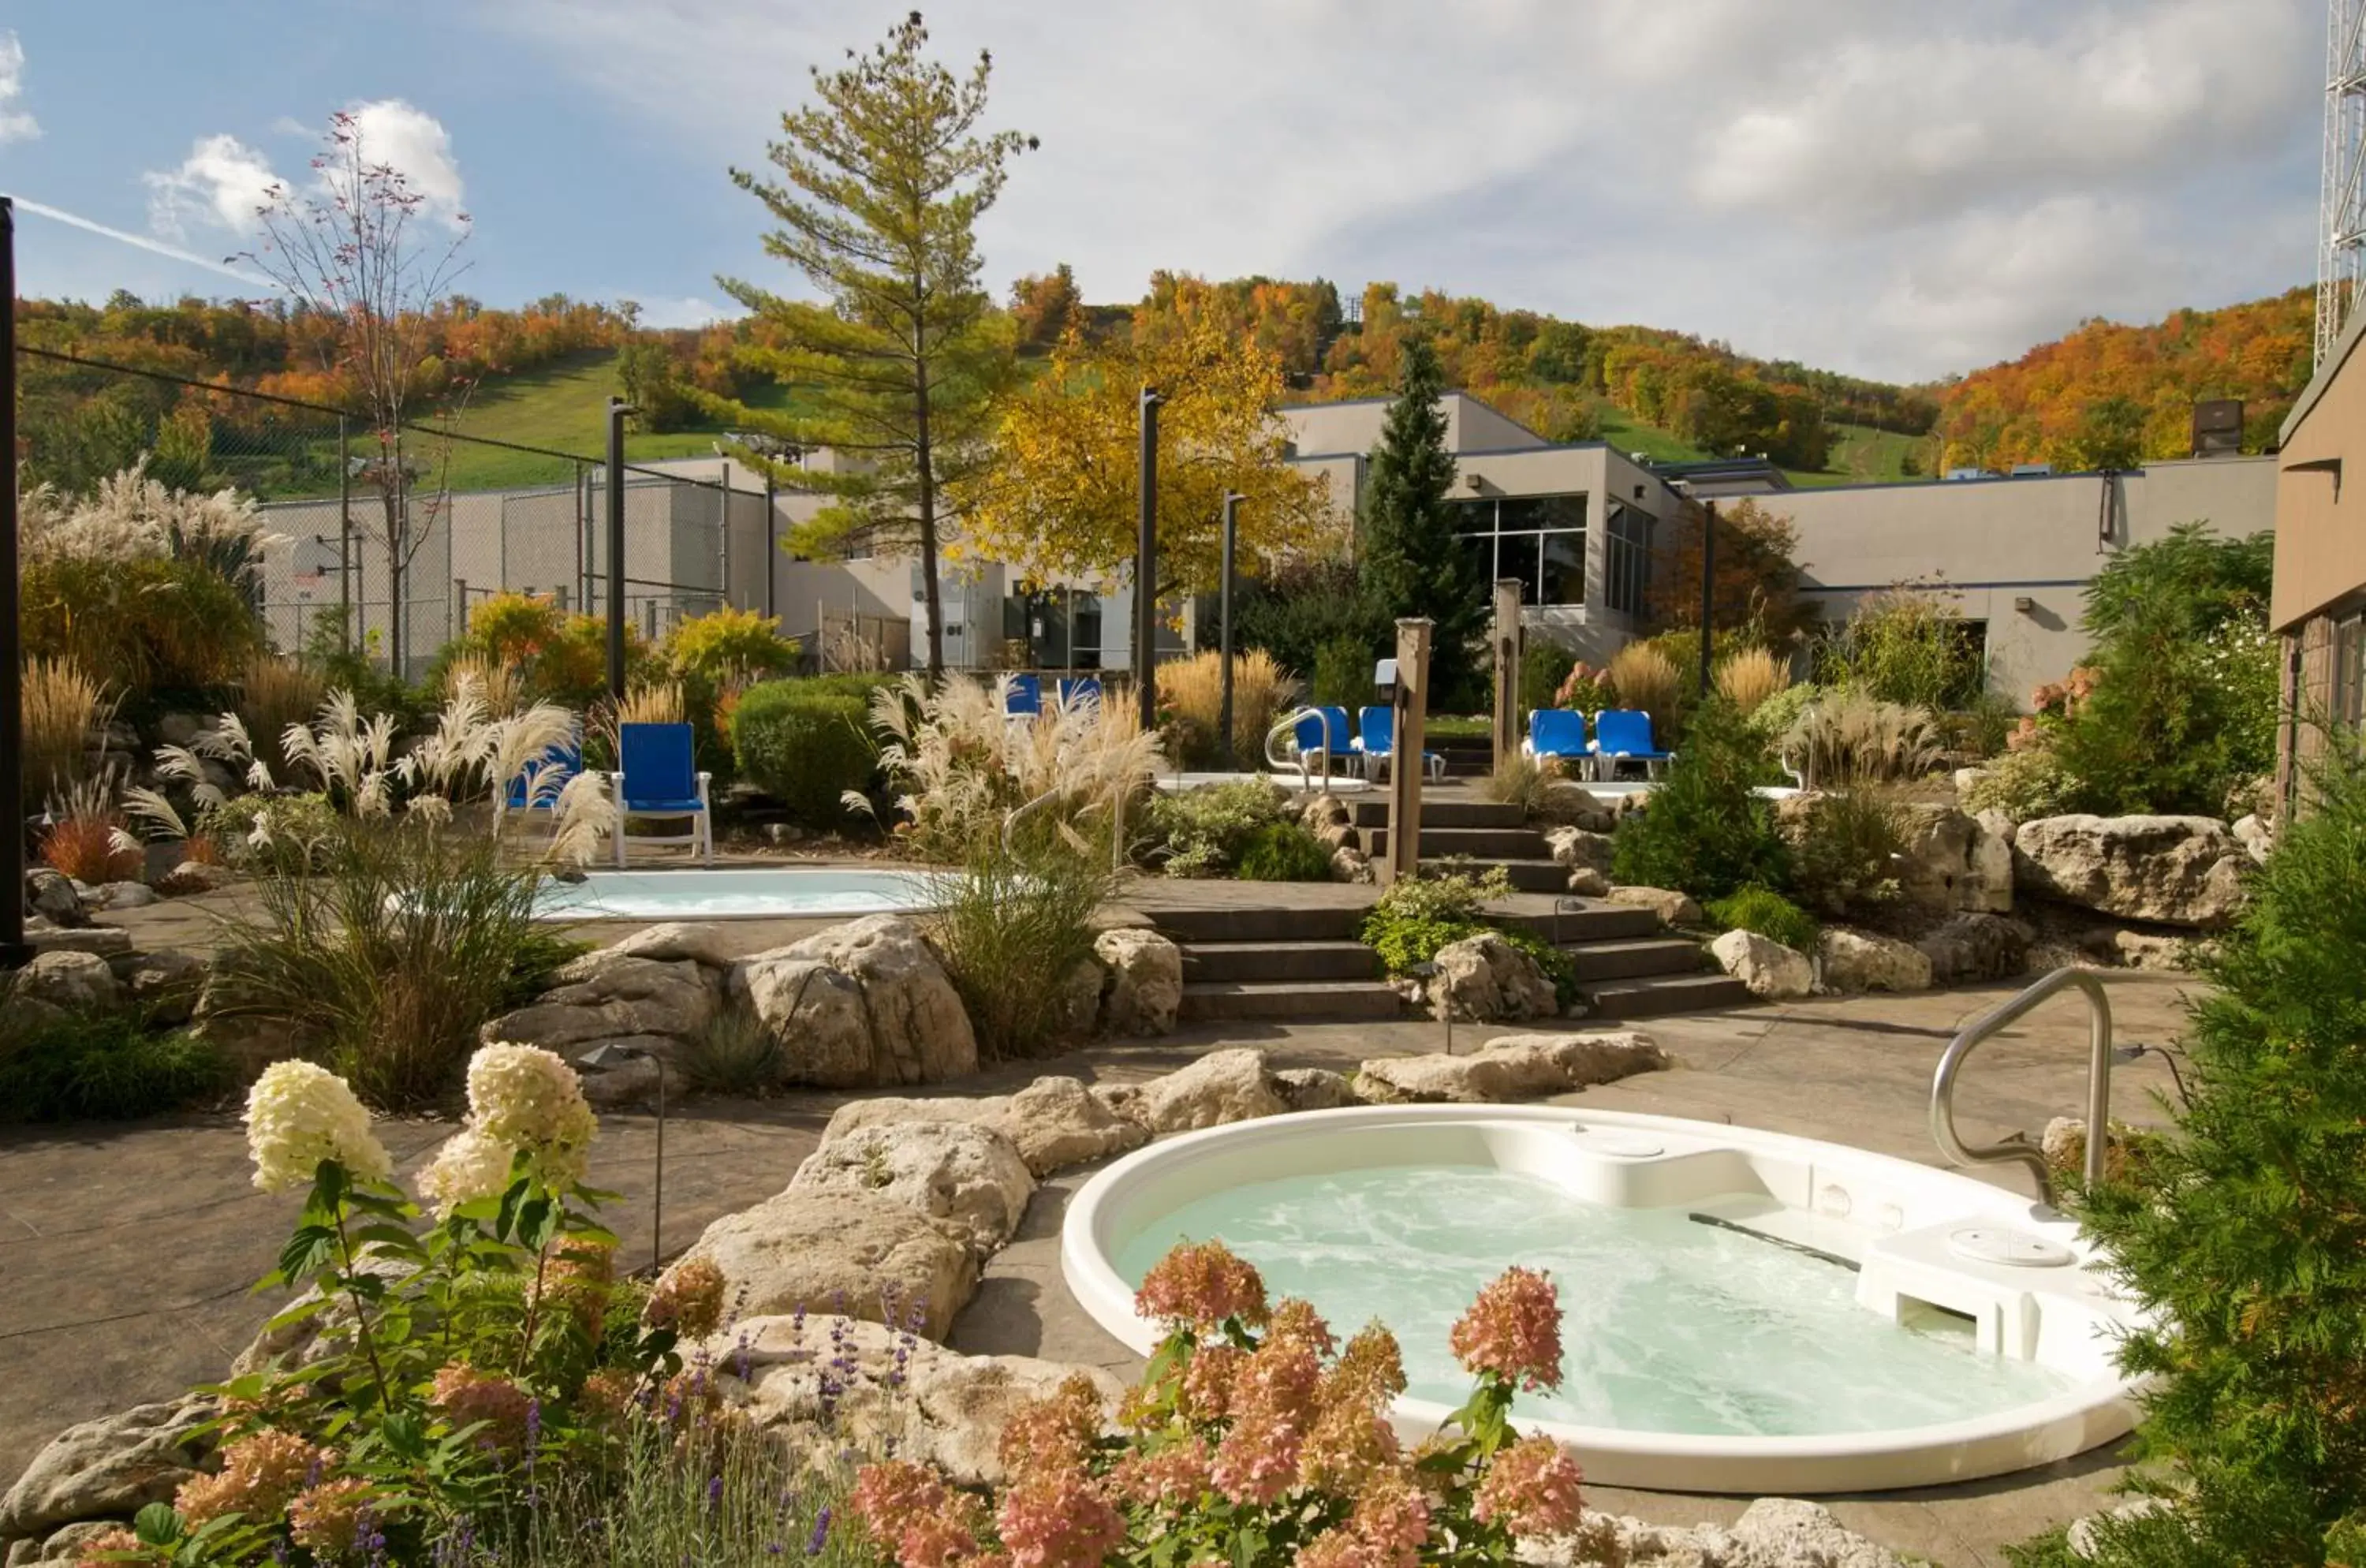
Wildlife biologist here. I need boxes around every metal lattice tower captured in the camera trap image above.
[2321,0,2366,367]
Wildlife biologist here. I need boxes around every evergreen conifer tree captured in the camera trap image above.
[1358,338,1485,702]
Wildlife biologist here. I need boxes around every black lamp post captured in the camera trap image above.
[1698,497,1719,699]
[1218,491,1244,769]
[578,1041,666,1276]
[1135,386,1162,732]
[605,397,637,703]
[1,197,28,972]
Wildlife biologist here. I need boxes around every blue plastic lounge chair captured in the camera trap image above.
[1291,705,1355,786]
[1524,708,1590,769]
[1353,705,1445,782]
[1055,675,1103,709]
[495,728,582,838]
[1592,709,1674,780]
[1005,673,1043,717]
[611,722,713,867]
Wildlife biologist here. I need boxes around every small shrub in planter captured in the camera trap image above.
[1233,820,1333,882]
[730,681,879,827]
[1706,883,1819,955]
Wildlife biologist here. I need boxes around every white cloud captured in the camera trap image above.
[143,133,281,238]
[342,99,467,228]
[0,31,39,145]
[627,293,733,329]
[467,0,2320,381]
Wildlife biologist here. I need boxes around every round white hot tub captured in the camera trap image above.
[1061,1104,2141,1494]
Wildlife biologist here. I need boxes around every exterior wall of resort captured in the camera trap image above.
[2271,310,2366,793]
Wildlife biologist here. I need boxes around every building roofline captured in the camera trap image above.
[1278,387,1555,446]
[2282,306,2366,446]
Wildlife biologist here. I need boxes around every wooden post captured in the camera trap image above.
[1382,618,1434,887]
[1491,577,1523,775]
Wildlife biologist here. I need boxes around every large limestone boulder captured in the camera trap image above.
[665,1189,977,1339]
[125,950,209,1026]
[23,923,131,959]
[1095,927,1182,1037]
[606,920,740,969]
[1969,810,2017,912]
[1543,826,1616,875]
[24,869,87,928]
[0,1398,216,1542]
[730,916,976,1088]
[1099,1047,1288,1133]
[1538,784,1618,834]
[788,1121,1035,1255]
[1709,928,1812,1001]
[1355,1031,1667,1104]
[1425,931,1559,1023]
[1606,885,1702,926]
[821,1074,1148,1178]
[2233,812,2273,862]
[2013,815,2249,928]
[9,950,122,1014]
[482,951,721,1053]
[1817,928,1933,994]
[1886,803,2015,914]
[1718,1499,1906,1567]
[1274,1066,1357,1111]
[1915,913,2032,984]
[711,1315,1125,1488]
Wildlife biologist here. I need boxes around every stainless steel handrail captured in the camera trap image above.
[1000,786,1061,854]
[1930,965,2182,1204]
[1265,706,1329,789]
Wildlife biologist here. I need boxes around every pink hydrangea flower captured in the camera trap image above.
[1297,1400,1400,1492]
[995,1469,1125,1568]
[1234,1339,1322,1428]
[1449,1267,1565,1391]
[1210,1407,1304,1506]
[1178,1342,1246,1423]
[998,1372,1106,1476]
[1473,1434,1586,1537]
[1266,1297,1338,1357]
[853,1462,991,1568]
[1108,1440,1212,1508]
[1135,1240,1270,1331]
[429,1362,534,1452]
[1346,1469,1433,1568]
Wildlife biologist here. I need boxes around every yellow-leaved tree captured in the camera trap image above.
[954,316,1334,599]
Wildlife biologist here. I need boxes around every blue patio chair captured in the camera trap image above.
[1523,708,1591,771]
[1592,708,1674,780]
[1055,675,1103,709]
[1353,705,1445,782]
[1289,705,1355,786]
[494,727,582,839]
[1004,673,1043,717]
[610,722,713,867]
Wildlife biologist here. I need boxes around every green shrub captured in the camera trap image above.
[0,1010,229,1122]
[2054,624,2271,816]
[1144,778,1289,877]
[2063,745,2366,1566]
[677,1002,785,1096]
[1520,637,1574,715]
[1234,820,1333,881]
[730,681,879,826]
[202,791,344,873]
[926,835,1116,1062]
[1962,749,2074,821]
[1745,681,1816,752]
[1707,884,1819,955]
[1357,866,1577,1011]
[1816,585,1983,710]
[207,819,561,1109]
[1787,787,1909,917]
[1229,558,1390,687]
[1610,698,1787,900]
[23,554,267,709]
[1311,634,1379,712]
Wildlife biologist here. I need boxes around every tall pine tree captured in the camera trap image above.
[1359,338,1485,702]
[704,12,1032,674]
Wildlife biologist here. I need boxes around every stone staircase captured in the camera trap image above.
[1155,797,1749,1022]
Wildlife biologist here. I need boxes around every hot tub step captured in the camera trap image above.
[1178,980,1403,1022]
[1583,972,1755,1019]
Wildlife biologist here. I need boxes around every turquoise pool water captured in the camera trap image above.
[535,868,951,920]
[1110,1165,2079,1438]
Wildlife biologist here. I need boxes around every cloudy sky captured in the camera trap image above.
[0,0,2326,383]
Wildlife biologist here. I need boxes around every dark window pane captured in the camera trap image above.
[1459,532,1494,590]
[1497,533,1540,603]
[1449,498,1498,535]
[1542,531,1586,604]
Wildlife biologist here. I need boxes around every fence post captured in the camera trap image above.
[1381,618,1434,888]
[1492,577,1523,774]
[1,196,28,969]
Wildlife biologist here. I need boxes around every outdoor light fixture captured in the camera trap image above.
[577,1040,666,1276]
[2014,595,2036,614]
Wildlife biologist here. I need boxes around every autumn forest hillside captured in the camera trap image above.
[11,274,2319,500]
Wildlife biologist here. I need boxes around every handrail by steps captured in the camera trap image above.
[1265,705,1329,790]
[1929,965,2183,1204]
[1002,781,1132,872]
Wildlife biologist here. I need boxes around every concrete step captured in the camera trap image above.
[1350,799,1524,831]
[1364,825,1553,861]
[1581,972,1754,1020]
[1562,937,1706,983]
[1178,980,1404,1023]
[1488,903,1664,942]
[1181,939,1383,984]
[1427,857,1567,894]
[1149,905,1368,944]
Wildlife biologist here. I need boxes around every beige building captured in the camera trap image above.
[2271,306,2366,787]
[1758,457,2278,701]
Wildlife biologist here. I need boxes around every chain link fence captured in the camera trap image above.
[16,346,780,680]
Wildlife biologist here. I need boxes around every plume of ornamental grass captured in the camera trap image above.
[1606,641,1681,717]
[1781,689,1946,786]
[1713,646,1791,716]
[20,656,113,803]
[1159,648,1297,767]
[546,771,616,867]
[592,681,685,767]
[39,775,145,883]
[281,691,402,816]
[237,655,324,773]
[126,714,272,846]
[442,651,524,718]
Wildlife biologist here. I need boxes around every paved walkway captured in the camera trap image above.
[0,979,2199,1565]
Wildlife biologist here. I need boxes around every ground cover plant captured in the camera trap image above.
[1705,885,1819,956]
[1360,866,1580,1008]
[1142,778,1292,877]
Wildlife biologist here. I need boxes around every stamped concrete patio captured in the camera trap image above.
[0,970,2195,1567]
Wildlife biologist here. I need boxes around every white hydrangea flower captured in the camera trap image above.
[466,1043,597,1188]
[416,1127,519,1219]
[244,1061,393,1193]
